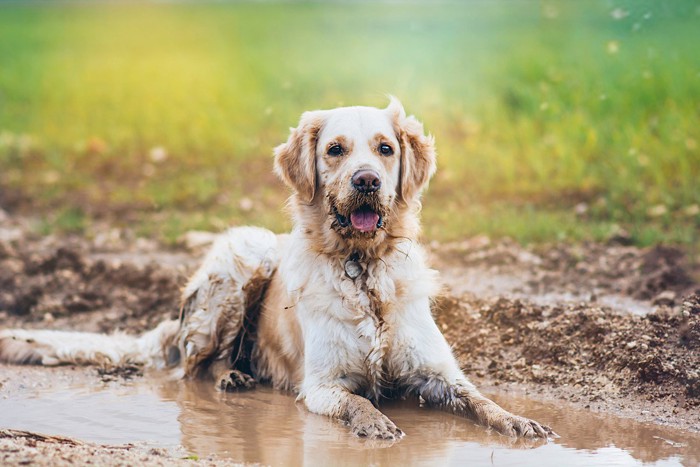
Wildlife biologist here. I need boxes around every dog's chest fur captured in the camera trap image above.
[335,256,396,400]
[281,235,435,400]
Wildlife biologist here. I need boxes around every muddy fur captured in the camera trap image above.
[259,98,552,440]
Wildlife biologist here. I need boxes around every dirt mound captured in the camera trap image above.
[435,293,700,410]
[0,235,187,334]
[632,246,697,300]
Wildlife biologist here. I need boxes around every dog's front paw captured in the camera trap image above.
[218,369,256,391]
[488,411,553,439]
[349,411,404,440]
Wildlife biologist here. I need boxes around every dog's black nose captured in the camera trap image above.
[352,170,381,193]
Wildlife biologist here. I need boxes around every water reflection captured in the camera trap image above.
[1,372,697,466]
[155,379,698,466]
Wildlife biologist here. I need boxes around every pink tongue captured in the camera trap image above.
[350,208,380,232]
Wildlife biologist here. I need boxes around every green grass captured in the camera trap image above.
[0,1,698,246]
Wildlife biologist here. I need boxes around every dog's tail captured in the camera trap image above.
[0,226,279,373]
[0,319,181,368]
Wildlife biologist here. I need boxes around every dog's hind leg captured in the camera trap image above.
[178,226,278,386]
[210,359,256,391]
[1,226,278,378]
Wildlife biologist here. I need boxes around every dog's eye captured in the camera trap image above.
[327,144,343,157]
[379,144,394,156]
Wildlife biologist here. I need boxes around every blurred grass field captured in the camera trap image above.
[0,1,699,245]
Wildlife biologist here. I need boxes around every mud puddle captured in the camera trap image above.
[1,369,698,466]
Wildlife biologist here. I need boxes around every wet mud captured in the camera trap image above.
[0,213,699,464]
[1,366,698,466]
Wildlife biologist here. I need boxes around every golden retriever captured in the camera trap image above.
[0,98,552,440]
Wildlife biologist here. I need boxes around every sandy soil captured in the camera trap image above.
[0,429,245,467]
[1,211,699,463]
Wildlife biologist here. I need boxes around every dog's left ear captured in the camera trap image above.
[387,97,437,202]
[274,110,326,203]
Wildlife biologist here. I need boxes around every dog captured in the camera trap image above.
[0,98,552,440]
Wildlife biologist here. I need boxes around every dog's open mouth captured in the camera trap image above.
[335,205,383,233]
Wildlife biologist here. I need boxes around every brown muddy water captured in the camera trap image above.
[1,371,698,466]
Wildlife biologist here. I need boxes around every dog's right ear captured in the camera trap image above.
[274,110,326,204]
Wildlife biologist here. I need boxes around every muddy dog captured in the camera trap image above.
[0,98,553,440]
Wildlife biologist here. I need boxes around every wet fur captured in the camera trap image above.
[0,99,553,441]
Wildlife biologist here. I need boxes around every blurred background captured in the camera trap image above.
[0,0,698,246]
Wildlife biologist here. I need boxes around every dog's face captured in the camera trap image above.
[275,98,436,246]
[316,106,401,236]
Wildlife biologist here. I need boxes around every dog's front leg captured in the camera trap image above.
[395,298,553,438]
[297,302,403,440]
[302,385,404,440]
[418,377,552,438]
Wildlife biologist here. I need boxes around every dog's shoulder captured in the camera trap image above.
[381,240,441,304]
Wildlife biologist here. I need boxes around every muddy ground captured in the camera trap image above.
[0,428,244,467]
[432,237,700,432]
[1,210,699,463]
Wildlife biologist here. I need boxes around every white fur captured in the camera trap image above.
[0,320,179,368]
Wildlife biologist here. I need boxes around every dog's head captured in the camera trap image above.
[274,98,436,250]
